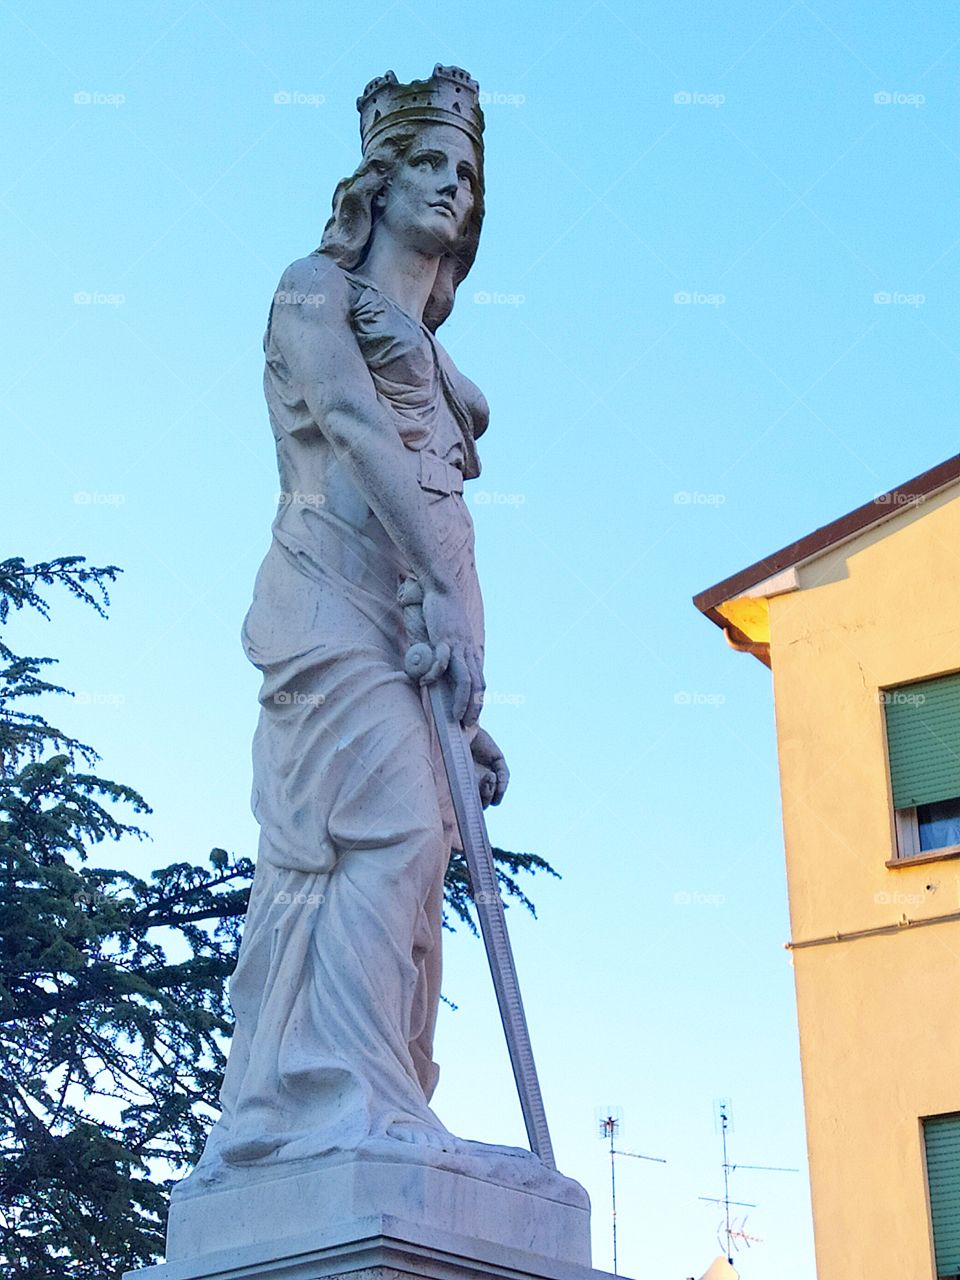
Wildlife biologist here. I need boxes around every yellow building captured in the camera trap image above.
[695,454,960,1280]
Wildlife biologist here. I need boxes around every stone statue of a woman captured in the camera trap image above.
[190,66,536,1180]
[143,67,596,1280]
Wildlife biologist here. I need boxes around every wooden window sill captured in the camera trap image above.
[886,844,960,869]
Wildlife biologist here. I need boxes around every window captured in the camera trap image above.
[884,673,960,860]
[924,1114,960,1279]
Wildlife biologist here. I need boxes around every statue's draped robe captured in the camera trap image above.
[199,258,485,1167]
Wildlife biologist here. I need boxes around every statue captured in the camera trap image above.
[181,66,565,1192]
[154,75,596,1280]
[120,66,612,1280]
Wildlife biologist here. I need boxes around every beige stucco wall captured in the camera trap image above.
[767,488,960,1280]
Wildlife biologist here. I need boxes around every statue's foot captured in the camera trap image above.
[385,1119,455,1150]
[454,1135,539,1161]
[221,1132,284,1163]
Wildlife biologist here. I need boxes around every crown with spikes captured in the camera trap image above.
[357,64,484,156]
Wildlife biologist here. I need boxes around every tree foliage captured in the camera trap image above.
[0,556,556,1279]
[0,557,254,1278]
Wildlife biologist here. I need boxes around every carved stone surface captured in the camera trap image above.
[148,63,592,1278]
[128,1213,611,1280]
[166,1159,591,1265]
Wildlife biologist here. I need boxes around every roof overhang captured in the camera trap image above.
[693,453,960,666]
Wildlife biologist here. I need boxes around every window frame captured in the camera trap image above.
[882,672,960,864]
[894,805,960,863]
[922,1111,960,1280]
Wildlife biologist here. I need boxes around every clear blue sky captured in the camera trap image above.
[4,2,959,1276]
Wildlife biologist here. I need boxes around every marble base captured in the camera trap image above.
[163,1157,591,1266]
[125,1212,617,1280]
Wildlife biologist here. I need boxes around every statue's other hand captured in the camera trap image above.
[470,726,509,806]
[420,586,484,726]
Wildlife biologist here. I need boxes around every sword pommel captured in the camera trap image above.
[405,642,434,680]
[398,577,437,681]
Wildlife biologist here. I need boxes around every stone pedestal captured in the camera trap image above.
[126,1212,616,1280]
[124,1157,623,1280]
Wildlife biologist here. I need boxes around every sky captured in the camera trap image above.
[3,2,960,1276]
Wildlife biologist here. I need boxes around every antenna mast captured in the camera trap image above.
[697,1099,798,1263]
[596,1106,666,1275]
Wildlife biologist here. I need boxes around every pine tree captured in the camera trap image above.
[0,556,555,1279]
[0,557,253,1278]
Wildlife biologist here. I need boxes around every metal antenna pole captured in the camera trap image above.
[596,1109,665,1275]
[599,1113,619,1274]
[698,1098,799,1262]
[720,1103,732,1262]
[611,1122,619,1276]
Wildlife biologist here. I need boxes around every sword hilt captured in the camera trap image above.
[398,577,435,680]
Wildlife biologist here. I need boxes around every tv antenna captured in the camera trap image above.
[697,1099,798,1263]
[596,1106,666,1275]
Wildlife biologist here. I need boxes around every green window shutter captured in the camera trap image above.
[925,1114,960,1277]
[884,673,960,810]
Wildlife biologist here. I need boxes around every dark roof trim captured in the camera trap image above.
[693,453,960,623]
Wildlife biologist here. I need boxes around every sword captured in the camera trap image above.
[398,577,556,1170]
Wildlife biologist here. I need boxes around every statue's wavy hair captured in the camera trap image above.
[317,126,485,332]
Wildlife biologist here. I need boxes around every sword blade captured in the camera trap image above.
[426,678,556,1170]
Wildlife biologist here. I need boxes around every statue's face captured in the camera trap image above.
[376,124,479,255]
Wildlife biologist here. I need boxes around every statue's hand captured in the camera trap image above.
[419,584,484,726]
[470,726,509,807]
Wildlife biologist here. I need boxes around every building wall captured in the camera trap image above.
[767,490,960,1280]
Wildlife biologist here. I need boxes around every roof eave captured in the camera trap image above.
[693,453,960,657]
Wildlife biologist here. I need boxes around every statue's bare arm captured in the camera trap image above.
[269,256,484,723]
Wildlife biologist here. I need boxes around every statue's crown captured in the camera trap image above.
[357,64,484,155]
